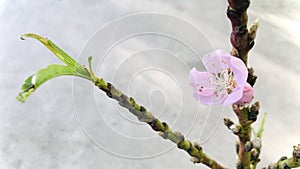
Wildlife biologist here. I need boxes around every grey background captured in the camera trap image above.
[1,0,300,169]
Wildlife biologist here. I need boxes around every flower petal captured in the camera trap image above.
[227,55,248,86]
[193,93,224,105]
[189,68,213,96]
[202,50,230,74]
[223,87,244,105]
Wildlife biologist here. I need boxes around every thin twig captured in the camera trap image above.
[226,0,258,86]
[226,1,262,168]
[262,145,300,169]
[232,104,253,169]
[93,78,227,169]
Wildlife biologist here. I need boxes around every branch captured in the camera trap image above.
[228,102,260,169]
[226,0,258,86]
[226,1,262,168]
[94,77,227,169]
[263,145,300,169]
[232,104,253,169]
[17,33,227,169]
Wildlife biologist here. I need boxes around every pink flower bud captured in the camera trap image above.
[236,83,254,104]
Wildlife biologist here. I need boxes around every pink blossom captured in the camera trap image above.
[189,50,252,105]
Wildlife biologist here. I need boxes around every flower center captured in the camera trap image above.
[209,61,237,97]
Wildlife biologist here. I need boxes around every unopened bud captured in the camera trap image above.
[252,138,262,149]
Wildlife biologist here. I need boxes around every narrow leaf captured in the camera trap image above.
[257,112,267,138]
[17,64,91,102]
[20,33,90,77]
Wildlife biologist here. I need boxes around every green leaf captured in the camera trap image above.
[17,64,90,102]
[17,33,98,102]
[20,33,90,78]
[256,112,267,138]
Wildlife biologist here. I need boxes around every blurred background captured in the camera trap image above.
[1,0,300,169]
